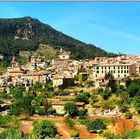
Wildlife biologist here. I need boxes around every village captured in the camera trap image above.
[0,48,140,139]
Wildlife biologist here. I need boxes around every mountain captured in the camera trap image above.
[0,16,116,65]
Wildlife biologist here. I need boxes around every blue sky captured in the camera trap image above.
[0,2,140,55]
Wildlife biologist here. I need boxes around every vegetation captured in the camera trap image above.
[75,92,90,104]
[121,129,140,139]
[31,120,58,139]
[0,17,116,66]
[0,115,19,127]
[70,129,79,138]
[64,101,78,117]
[86,119,106,132]
[0,128,24,139]
[64,116,75,129]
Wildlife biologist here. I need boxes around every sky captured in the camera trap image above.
[0,2,140,55]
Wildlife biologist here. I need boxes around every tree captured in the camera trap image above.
[100,88,111,100]
[10,85,25,100]
[32,81,43,91]
[105,72,114,82]
[75,92,90,104]
[32,120,58,139]
[45,81,53,91]
[105,72,117,93]
[64,101,78,117]
[127,83,140,97]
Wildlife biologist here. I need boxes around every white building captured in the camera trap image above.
[93,63,136,79]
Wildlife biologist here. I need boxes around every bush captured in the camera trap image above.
[55,134,60,139]
[64,116,75,129]
[75,92,90,104]
[32,120,57,138]
[119,105,128,113]
[121,129,140,139]
[102,131,118,139]
[70,129,79,138]
[125,112,133,119]
[0,92,7,98]
[86,119,106,132]
[0,115,19,127]
[47,107,56,115]
[78,116,89,125]
[64,101,78,117]
[0,128,24,139]
[78,108,87,116]
[35,107,46,115]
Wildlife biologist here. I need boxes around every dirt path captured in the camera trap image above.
[116,119,134,134]
[56,123,71,139]
[20,120,33,134]
[75,125,96,139]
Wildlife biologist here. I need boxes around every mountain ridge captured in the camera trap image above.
[0,16,116,65]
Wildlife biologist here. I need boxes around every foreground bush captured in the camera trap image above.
[0,128,24,139]
[31,120,58,138]
[70,129,79,138]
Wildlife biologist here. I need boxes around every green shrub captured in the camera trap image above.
[35,107,46,115]
[70,129,79,138]
[55,134,61,139]
[125,112,133,119]
[32,120,57,139]
[0,92,7,98]
[0,128,24,139]
[86,119,106,132]
[78,108,87,116]
[64,116,75,129]
[121,129,140,139]
[0,115,19,127]
[47,107,56,115]
[78,116,89,125]
[102,131,118,139]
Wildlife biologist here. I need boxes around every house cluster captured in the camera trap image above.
[1,49,140,90]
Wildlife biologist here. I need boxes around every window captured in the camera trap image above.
[102,71,103,73]
[114,66,115,69]
[124,70,126,73]
[97,71,99,73]
[127,70,129,73]
[121,66,123,69]
[121,70,123,73]
[114,70,115,73]
[124,66,126,69]
[96,67,99,69]
[118,70,120,73]
[118,74,120,77]
[118,66,120,69]
[124,74,126,77]
[109,67,110,69]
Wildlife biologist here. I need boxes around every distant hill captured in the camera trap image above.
[0,16,116,65]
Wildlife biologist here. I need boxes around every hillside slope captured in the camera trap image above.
[0,16,116,65]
